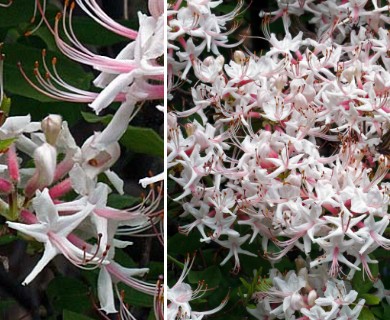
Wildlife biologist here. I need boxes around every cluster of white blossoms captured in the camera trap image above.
[0,0,164,319]
[168,0,390,319]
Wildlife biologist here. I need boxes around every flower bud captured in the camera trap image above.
[290,292,304,310]
[34,143,57,186]
[307,289,317,306]
[41,114,62,145]
[216,55,225,68]
[0,178,12,194]
[185,123,195,136]
[203,56,215,67]
[148,0,163,18]
[233,50,246,65]
[25,143,57,197]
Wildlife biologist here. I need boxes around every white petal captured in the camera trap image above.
[98,267,117,314]
[23,241,58,285]
[33,189,58,226]
[139,172,164,188]
[105,170,124,195]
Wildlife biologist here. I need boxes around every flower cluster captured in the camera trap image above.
[168,0,390,318]
[1,113,161,317]
[167,256,227,320]
[19,0,164,187]
[167,0,243,92]
[248,261,367,320]
[1,0,164,319]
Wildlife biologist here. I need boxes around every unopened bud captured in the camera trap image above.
[233,50,245,65]
[148,0,163,18]
[0,178,12,194]
[290,292,304,310]
[203,56,215,67]
[215,55,225,67]
[295,256,306,271]
[41,114,62,145]
[25,143,57,198]
[308,289,317,306]
[185,123,195,136]
[34,143,57,186]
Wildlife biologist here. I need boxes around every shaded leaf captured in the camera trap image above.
[120,125,163,157]
[358,308,376,320]
[361,294,381,305]
[352,264,379,295]
[119,284,154,308]
[107,194,140,209]
[63,310,94,320]
[188,265,222,291]
[81,111,112,124]
[3,42,93,102]
[69,17,138,46]
[47,277,91,315]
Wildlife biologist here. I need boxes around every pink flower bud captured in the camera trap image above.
[0,178,12,194]
[6,145,19,183]
[148,0,163,18]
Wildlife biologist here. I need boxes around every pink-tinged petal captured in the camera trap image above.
[97,267,117,314]
[23,241,59,285]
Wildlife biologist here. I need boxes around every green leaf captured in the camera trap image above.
[0,96,11,114]
[352,264,378,295]
[361,294,381,305]
[120,125,163,157]
[107,194,140,209]
[188,265,222,291]
[47,277,91,315]
[81,111,112,124]
[2,42,93,102]
[10,95,85,126]
[0,0,34,28]
[69,17,138,46]
[119,284,154,308]
[147,311,157,320]
[371,306,383,318]
[0,234,17,245]
[82,111,163,156]
[359,308,376,320]
[0,137,16,152]
[63,310,94,320]
[167,232,204,256]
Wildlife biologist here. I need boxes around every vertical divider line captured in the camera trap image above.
[163,0,168,317]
